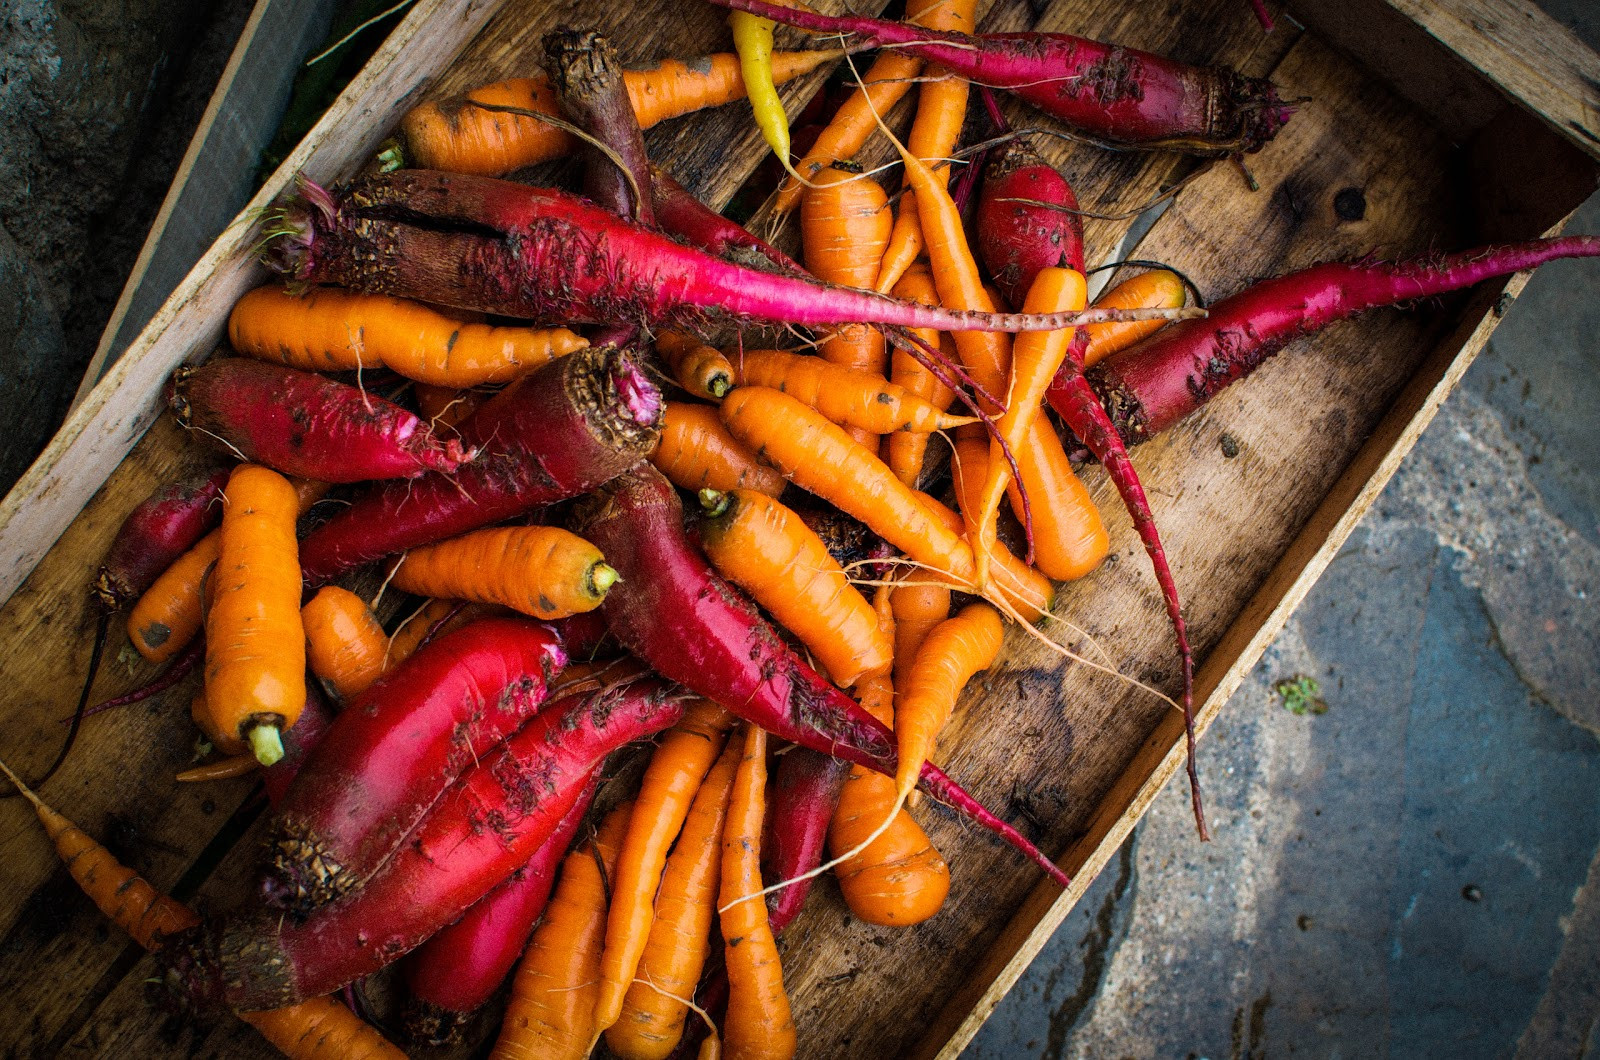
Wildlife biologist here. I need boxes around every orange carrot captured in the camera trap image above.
[229,286,588,386]
[890,571,951,691]
[175,754,258,783]
[0,759,405,1060]
[384,597,460,669]
[726,349,974,433]
[719,724,795,1060]
[893,603,1004,801]
[885,265,956,487]
[402,51,840,176]
[801,168,893,382]
[606,736,742,1060]
[302,586,388,701]
[656,331,735,400]
[492,799,633,1060]
[388,526,617,620]
[1082,268,1187,367]
[651,402,786,497]
[594,700,736,1032]
[697,488,891,687]
[191,689,245,757]
[205,464,306,766]
[917,492,1053,623]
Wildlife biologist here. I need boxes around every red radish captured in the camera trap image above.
[546,610,611,661]
[401,771,600,1046]
[571,466,1070,888]
[762,747,851,934]
[170,359,470,482]
[545,28,654,225]
[705,0,1292,155]
[260,171,1192,335]
[261,616,567,913]
[96,465,231,612]
[1090,235,1600,441]
[651,166,802,275]
[974,144,1204,836]
[167,675,687,1011]
[297,345,661,584]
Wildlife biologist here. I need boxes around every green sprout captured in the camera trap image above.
[1275,675,1327,716]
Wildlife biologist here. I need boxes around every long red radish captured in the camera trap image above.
[297,345,660,583]
[650,166,802,276]
[167,675,688,1011]
[262,616,566,913]
[570,466,1070,887]
[705,0,1292,155]
[96,465,231,613]
[762,745,851,934]
[260,171,1196,335]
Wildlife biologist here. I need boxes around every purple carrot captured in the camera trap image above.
[297,344,661,584]
[171,359,470,482]
[96,465,231,613]
[1090,235,1600,441]
[571,466,1070,888]
[650,166,803,275]
[762,746,851,934]
[706,0,1292,155]
[544,28,654,225]
[259,171,1192,335]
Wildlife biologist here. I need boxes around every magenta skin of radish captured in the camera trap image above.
[975,141,1087,312]
[171,358,470,482]
[95,464,230,611]
[762,746,852,934]
[650,166,803,275]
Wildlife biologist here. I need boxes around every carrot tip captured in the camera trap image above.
[248,725,285,767]
[591,562,620,595]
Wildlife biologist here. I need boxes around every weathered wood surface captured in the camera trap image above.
[0,0,1596,1057]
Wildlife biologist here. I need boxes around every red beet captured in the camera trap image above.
[261,616,567,914]
[545,28,654,225]
[297,344,661,584]
[707,0,1291,155]
[171,359,470,482]
[762,746,851,934]
[169,675,686,1011]
[1091,235,1600,441]
[571,466,1070,888]
[401,771,600,1045]
[261,171,1183,336]
[95,465,230,612]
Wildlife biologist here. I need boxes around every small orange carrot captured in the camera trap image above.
[384,598,460,669]
[719,724,796,1060]
[388,526,617,620]
[1083,268,1187,367]
[229,286,588,386]
[302,586,388,701]
[413,383,486,429]
[402,51,840,177]
[885,265,957,487]
[890,572,951,691]
[0,759,405,1060]
[656,331,735,400]
[697,488,891,687]
[651,402,786,498]
[175,754,258,783]
[606,737,742,1060]
[205,464,306,766]
[727,349,974,433]
[893,603,1004,802]
[801,169,893,384]
[594,700,736,1033]
[492,799,634,1060]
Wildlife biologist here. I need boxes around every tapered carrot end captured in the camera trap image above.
[0,756,55,824]
[593,987,626,1036]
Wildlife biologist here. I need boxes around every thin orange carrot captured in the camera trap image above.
[388,526,617,620]
[726,349,974,433]
[890,571,951,691]
[302,586,388,702]
[651,403,786,498]
[719,724,796,1060]
[491,799,633,1060]
[1082,268,1187,367]
[918,493,1053,625]
[595,700,736,1032]
[893,604,1004,802]
[175,754,258,783]
[885,265,957,487]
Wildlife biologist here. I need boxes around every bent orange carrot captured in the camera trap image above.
[720,724,796,1060]
[1082,268,1187,368]
[697,488,891,687]
[595,700,736,1032]
[893,603,1004,802]
[388,526,616,620]
[205,464,306,766]
[492,799,633,1060]
[651,402,786,497]
[891,571,951,691]
[302,586,388,701]
[229,286,587,386]
[384,597,460,669]
[727,349,975,433]
[918,493,1053,625]
[606,737,742,1060]
[0,759,405,1060]
[402,51,839,176]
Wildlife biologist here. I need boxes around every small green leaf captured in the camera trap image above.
[1274,675,1327,716]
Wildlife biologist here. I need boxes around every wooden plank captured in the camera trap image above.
[70,0,340,410]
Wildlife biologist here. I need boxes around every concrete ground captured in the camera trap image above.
[971,4,1600,1054]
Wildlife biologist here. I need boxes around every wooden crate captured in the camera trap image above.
[0,0,1596,1056]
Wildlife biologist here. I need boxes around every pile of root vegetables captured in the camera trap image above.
[9,6,1600,1060]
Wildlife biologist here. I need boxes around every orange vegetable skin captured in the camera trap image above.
[652,402,786,497]
[727,349,973,433]
[1083,268,1187,367]
[384,597,460,669]
[403,51,839,176]
[302,586,388,701]
[890,572,951,690]
[656,331,735,400]
[698,488,891,687]
[413,383,487,429]
[894,603,1004,799]
[720,725,796,1060]
[388,526,615,620]
[802,169,892,384]
[205,464,306,764]
[607,737,742,1060]
[492,800,633,1060]
[885,265,957,487]
[175,754,258,783]
[228,286,587,386]
[917,492,1053,624]
[595,700,736,1032]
